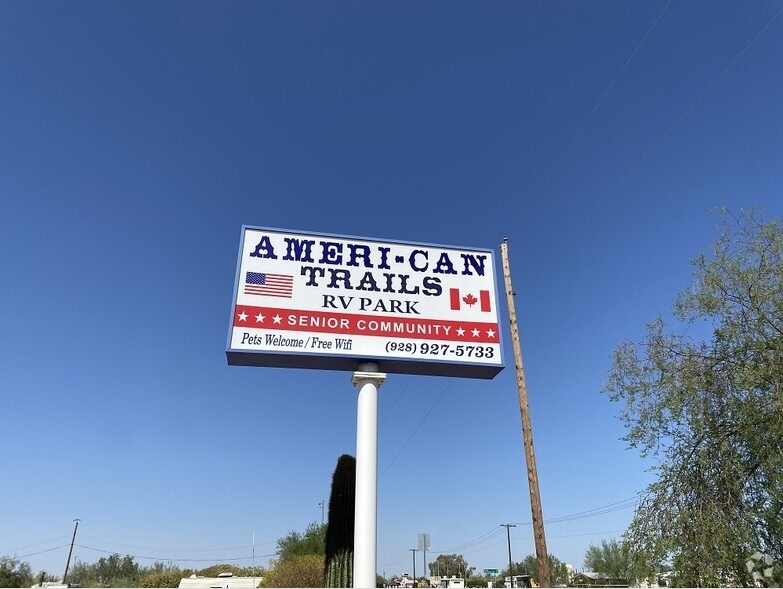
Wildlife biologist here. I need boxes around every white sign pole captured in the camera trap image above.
[352,362,386,588]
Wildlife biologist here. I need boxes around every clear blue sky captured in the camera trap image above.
[2,0,782,581]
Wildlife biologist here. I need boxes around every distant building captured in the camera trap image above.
[389,573,415,588]
[436,576,466,588]
[504,574,532,588]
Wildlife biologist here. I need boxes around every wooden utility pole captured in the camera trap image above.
[62,519,80,585]
[500,238,551,587]
[502,523,516,586]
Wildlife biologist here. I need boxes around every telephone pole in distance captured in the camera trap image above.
[502,523,516,587]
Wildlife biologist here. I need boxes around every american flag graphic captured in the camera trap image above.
[244,271,294,298]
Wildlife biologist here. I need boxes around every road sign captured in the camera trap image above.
[418,533,430,551]
[484,568,499,574]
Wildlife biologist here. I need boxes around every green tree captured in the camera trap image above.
[138,560,189,587]
[0,556,33,588]
[583,539,632,582]
[260,554,324,588]
[428,553,473,578]
[260,523,327,587]
[139,570,184,588]
[276,522,326,560]
[503,554,568,586]
[606,209,783,587]
[96,553,140,586]
[66,559,96,586]
[67,553,140,587]
[152,562,182,574]
[232,566,266,579]
[466,574,490,587]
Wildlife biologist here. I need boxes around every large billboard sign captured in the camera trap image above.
[226,227,504,379]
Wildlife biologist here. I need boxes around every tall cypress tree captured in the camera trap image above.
[324,454,356,588]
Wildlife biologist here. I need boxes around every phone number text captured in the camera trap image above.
[385,341,496,358]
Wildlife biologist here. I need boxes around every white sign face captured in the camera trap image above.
[226,227,504,379]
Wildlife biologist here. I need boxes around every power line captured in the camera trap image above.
[431,527,507,554]
[539,0,674,187]
[76,543,277,563]
[378,380,411,428]
[545,495,640,523]
[389,495,641,566]
[19,545,70,559]
[380,550,414,567]
[540,529,626,540]
[576,4,783,229]
[377,379,453,481]
[511,495,640,526]
[78,534,274,552]
[16,497,641,570]
[1,536,71,554]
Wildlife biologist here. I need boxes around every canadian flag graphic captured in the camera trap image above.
[450,288,491,312]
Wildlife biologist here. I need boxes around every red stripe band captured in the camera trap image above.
[234,305,499,343]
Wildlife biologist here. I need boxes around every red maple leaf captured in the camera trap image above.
[462,293,478,306]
